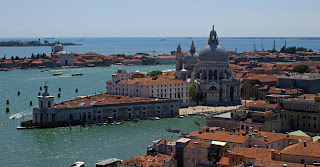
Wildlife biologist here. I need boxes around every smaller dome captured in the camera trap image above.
[184,52,199,65]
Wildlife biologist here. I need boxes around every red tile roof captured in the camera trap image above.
[121,154,173,167]
[280,141,320,158]
[54,93,167,108]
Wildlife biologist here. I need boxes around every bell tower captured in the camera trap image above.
[38,83,55,111]
[175,44,183,72]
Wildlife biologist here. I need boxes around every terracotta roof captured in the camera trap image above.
[54,93,167,108]
[244,74,277,83]
[117,75,188,86]
[253,159,315,167]
[185,140,211,149]
[230,147,279,160]
[280,141,320,158]
[191,131,248,144]
[156,138,178,147]
[256,131,312,144]
[216,157,229,166]
[240,100,279,110]
[121,154,173,167]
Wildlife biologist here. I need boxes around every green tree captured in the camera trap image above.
[308,48,313,52]
[293,65,309,73]
[11,56,14,61]
[150,70,162,77]
[189,85,197,102]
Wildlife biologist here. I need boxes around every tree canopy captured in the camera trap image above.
[293,65,309,73]
[189,85,197,102]
[150,70,162,77]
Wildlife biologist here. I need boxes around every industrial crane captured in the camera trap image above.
[144,50,157,56]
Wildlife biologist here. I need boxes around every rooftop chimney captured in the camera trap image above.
[286,132,289,137]
[272,130,275,134]
[264,136,267,142]
[254,145,258,147]
[222,128,225,131]
[171,153,174,160]
[304,141,307,147]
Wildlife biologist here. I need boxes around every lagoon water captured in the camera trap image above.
[0,37,319,58]
[0,65,207,167]
[0,37,319,166]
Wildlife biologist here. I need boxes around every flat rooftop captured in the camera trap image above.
[54,93,168,108]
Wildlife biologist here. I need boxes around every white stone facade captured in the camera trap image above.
[106,69,190,107]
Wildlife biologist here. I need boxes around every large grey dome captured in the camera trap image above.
[199,44,228,62]
[184,52,199,65]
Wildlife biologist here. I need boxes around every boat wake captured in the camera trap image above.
[9,110,32,119]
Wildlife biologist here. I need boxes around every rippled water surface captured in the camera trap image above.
[0,65,206,166]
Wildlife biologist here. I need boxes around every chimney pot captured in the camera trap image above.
[286,132,289,137]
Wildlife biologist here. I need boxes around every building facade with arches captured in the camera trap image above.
[32,87,179,127]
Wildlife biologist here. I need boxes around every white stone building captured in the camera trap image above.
[32,84,180,127]
[176,25,241,106]
[106,69,190,107]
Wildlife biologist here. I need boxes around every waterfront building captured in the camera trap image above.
[153,54,176,65]
[106,69,190,107]
[152,126,312,167]
[118,153,177,167]
[50,41,74,66]
[31,84,179,127]
[155,138,222,167]
[175,26,241,106]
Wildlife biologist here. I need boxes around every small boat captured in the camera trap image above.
[103,122,108,125]
[70,161,85,167]
[114,121,121,125]
[148,117,156,120]
[72,73,84,76]
[96,122,102,126]
[41,69,51,72]
[177,115,184,118]
[53,72,63,76]
[165,127,181,133]
[195,121,200,126]
[0,68,11,71]
[160,39,166,41]
[155,117,160,120]
[110,123,115,125]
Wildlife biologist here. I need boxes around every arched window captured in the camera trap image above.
[69,114,73,121]
[209,86,217,90]
[113,109,117,112]
[141,107,147,111]
[156,106,161,110]
[88,112,92,120]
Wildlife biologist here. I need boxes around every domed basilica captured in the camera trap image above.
[175,25,241,105]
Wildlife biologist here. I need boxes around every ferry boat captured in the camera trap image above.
[72,73,84,76]
[53,72,63,76]
[165,127,180,133]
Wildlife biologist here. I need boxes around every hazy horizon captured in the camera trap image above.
[1,0,319,38]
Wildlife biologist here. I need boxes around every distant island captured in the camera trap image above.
[0,40,81,47]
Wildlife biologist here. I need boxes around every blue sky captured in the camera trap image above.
[0,0,319,37]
